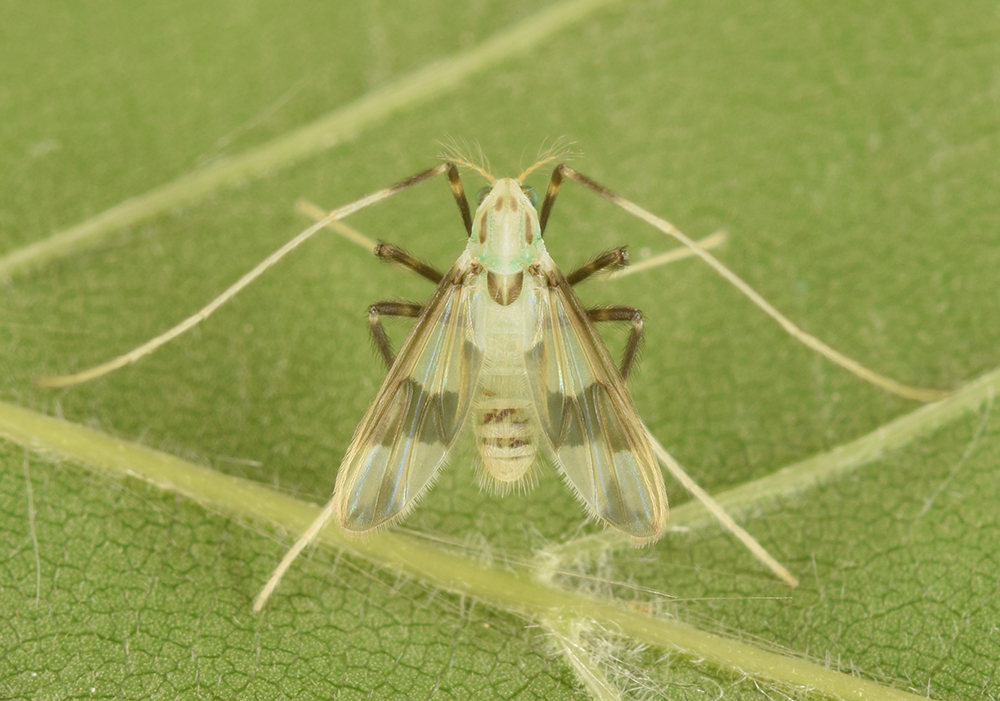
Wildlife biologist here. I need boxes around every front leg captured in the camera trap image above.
[374,242,444,284]
[566,247,629,286]
[587,305,644,380]
[368,300,423,368]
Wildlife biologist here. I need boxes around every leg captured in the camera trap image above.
[643,428,799,587]
[301,162,469,237]
[537,159,727,280]
[374,243,443,284]
[597,230,728,282]
[587,306,643,379]
[37,163,456,389]
[296,199,378,253]
[566,248,628,286]
[444,162,473,236]
[369,301,423,368]
[538,164,565,235]
[296,202,444,283]
[555,164,949,402]
[298,162,469,246]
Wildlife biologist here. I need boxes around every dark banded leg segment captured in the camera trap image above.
[374,243,444,283]
[566,247,629,286]
[538,164,566,235]
[369,301,423,368]
[587,305,644,380]
[444,162,473,236]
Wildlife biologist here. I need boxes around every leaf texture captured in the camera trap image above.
[2,0,999,698]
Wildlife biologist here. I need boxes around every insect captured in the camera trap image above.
[341,178,666,539]
[38,146,949,611]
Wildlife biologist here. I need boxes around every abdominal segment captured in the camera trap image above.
[473,392,537,489]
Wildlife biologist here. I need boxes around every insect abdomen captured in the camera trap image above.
[474,396,536,485]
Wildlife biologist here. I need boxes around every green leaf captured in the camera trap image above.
[2,0,999,698]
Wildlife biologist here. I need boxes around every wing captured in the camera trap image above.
[526,263,667,543]
[333,259,484,533]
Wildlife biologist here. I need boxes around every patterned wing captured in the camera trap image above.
[333,266,484,533]
[526,265,667,543]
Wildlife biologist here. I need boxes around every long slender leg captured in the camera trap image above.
[298,161,470,244]
[566,248,628,286]
[253,495,335,611]
[587,306,643,379]
[643,426,799,586]
[368,300,423,368]
[295,200,379,253]
[555,165,950,402]
[37,164,456,389]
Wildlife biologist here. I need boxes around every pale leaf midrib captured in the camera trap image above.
[1,387,979,700]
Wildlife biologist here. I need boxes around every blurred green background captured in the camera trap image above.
[2,0,998,698]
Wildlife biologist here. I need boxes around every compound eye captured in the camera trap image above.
[520,185,539,207]
[476,186,491,205]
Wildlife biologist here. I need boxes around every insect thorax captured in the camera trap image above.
[468,178,545,307]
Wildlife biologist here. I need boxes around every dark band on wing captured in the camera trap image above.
[376,378,462,448]
[544,385,632,452]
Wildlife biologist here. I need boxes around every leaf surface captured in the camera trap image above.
[2,1,999,698]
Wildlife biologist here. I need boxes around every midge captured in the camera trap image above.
[38,147,949,612]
